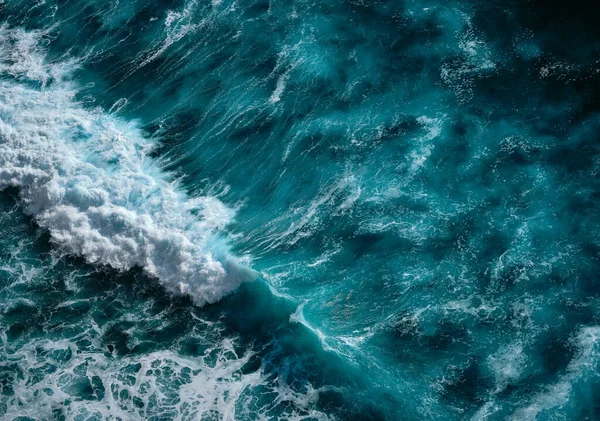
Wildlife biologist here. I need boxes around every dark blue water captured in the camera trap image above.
[1,0,599,419]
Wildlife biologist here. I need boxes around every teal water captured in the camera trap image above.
[1,1,599,420]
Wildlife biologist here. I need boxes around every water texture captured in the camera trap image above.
[0,0,599,420]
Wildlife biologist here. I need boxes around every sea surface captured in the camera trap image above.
[0,1,599,420]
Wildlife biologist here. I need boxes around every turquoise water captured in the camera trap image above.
[1,0,600,419]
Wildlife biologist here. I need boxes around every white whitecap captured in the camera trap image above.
[0,26,255,306]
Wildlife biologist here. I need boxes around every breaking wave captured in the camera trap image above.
[0,26,255,306]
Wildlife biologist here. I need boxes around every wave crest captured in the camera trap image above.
[0,26,255,305]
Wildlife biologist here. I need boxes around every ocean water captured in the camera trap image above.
[0,0,599,420]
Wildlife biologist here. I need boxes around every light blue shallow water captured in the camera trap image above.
[0,1,600,420]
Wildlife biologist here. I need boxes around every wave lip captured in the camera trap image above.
[0,26,255,305]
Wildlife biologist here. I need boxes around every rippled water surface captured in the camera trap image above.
[1,0,599,420]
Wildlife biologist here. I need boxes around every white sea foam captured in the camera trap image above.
[0,230,332,421]
[512,327,600,420]
[0,26,255,306]
[2,328,332,421]
[487,342,526,392]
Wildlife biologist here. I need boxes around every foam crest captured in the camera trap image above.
[0,26,254,306]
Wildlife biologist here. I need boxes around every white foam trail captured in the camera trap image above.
[0,25,255,306]
[511,327,600,420]
[0,228,333,421]
[2,332,332,421]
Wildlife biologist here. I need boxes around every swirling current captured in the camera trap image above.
[0,0,599,420]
